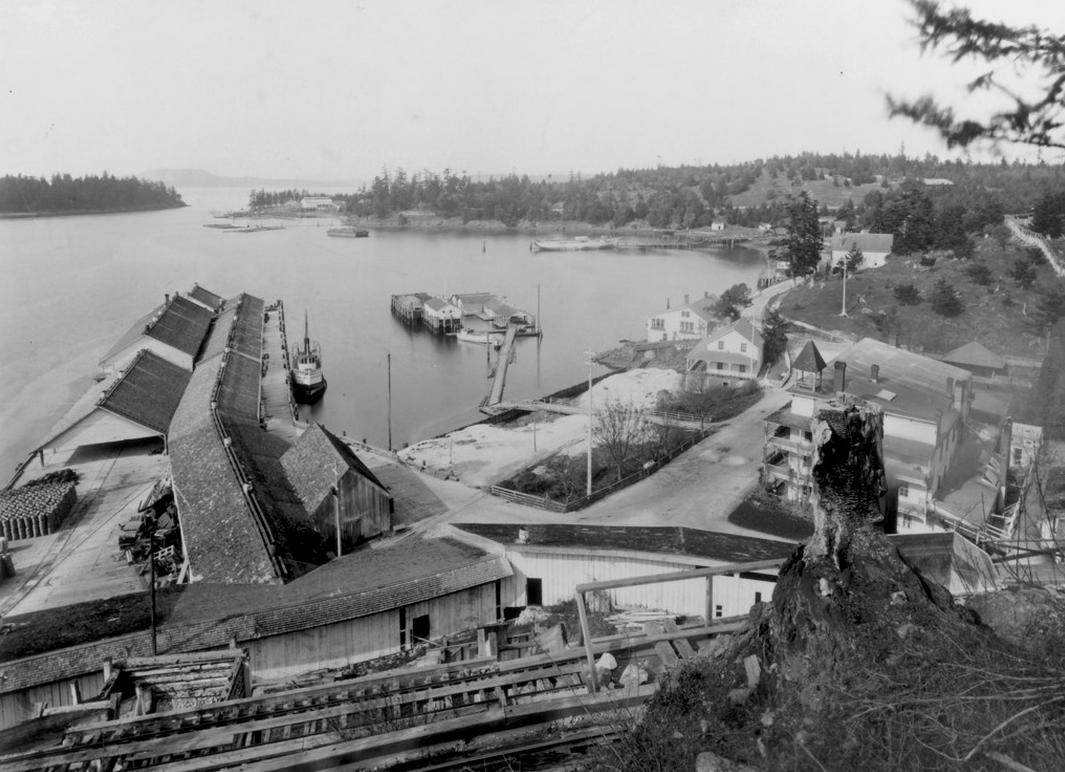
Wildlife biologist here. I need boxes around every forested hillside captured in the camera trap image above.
[334,153,1065,236]
[0,173,185,214]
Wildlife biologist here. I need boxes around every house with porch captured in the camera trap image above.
[685,318,763,383]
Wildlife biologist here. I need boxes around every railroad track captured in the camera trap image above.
[3,619,742,771]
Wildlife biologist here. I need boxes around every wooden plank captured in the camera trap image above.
[653,641,679,668]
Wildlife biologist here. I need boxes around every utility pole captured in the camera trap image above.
[585,350,595,496]
[386,352,392,451]
[148,521,157,656]
[839,255,849,317]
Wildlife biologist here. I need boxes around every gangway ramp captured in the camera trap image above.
[484,324,519,406]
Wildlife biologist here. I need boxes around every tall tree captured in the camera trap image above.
[930,278,964,317]
[714,283,754,321]
[592,400,650,483]
[785,191,823,276]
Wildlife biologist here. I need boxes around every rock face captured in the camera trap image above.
[615,396,1064,771]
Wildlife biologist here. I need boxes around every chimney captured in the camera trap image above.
[704,290,709,298]
[953,380,965,413]
[165,293,170,304]
[684,293,690,306]
[870,364,880,383]
[834,360,847,393]
[1000,417,1014,459]
[666,297,670,310]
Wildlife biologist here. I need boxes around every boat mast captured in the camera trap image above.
[303,310,310,356]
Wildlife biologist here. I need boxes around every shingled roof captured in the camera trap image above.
[281,424,391,516]
[793,340,827,373]
[941,341,1007,371]
[99,350,192,434]
[829,232,894,254]
[188,284,225,311]
[453,523,795,564]
[99,295,214,367]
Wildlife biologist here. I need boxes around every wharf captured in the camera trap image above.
[260,301,306,443]
[483,324,519,407]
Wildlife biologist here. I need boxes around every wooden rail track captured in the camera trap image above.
[4,619,745,771]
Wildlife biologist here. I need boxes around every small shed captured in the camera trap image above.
[941,341,1008,378]
[281,423,393,553]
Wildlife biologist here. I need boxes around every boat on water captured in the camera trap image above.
[453,327,504,346]
[291,312,327,403]
[327,226,370,238]
[223,223,286,234]
[531,236,619,252]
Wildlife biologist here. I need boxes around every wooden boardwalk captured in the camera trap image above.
[260,301,306,444]
[484,324,520,406]
[496,400,709,431]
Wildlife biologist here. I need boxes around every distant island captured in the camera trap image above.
[0,173,186,216]
[141,167,366,190]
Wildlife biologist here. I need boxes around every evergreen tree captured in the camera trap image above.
[930,278,964,317]
[785,191,823,276]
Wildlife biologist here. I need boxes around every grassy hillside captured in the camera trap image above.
[776,239,1059,358]
[730,170,889,209]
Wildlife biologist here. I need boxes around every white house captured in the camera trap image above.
[646,294,720,341]
[421,296,462,333]
[828,232,894,270]
[300,196,337,211]
[686,318,764,381]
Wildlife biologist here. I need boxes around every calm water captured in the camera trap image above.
[0,188,765,474]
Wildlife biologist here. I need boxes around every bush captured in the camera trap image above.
[893,283,922,305]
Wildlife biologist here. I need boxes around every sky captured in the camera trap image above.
[3,0,1064,183]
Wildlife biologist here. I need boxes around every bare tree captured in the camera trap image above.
[592,400,650,483]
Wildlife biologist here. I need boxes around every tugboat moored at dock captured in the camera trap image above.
[291,311,327,403]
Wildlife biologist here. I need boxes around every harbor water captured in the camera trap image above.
[0,188,765,474]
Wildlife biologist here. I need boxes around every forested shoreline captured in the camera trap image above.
[0,173,185,215]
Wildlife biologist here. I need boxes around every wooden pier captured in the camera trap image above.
[390,292,431,326]
[483,324,520,408]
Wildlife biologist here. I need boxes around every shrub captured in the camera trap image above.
[893,283,922,305]
[931,278,964,317]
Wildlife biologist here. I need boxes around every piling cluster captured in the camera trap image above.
[0,480,76,540]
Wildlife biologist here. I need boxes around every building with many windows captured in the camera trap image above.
[762,338,983,533]
[686,318,764,383]
[645,293,722,341]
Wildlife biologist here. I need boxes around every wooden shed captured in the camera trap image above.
[281,423,393,553]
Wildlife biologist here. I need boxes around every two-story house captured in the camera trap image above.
[646,293,721,341]
[686,318,764,382]
[763,338,974,533]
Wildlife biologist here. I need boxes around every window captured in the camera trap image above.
[740,343,747,353]
[651,318,665,330]
[681,310,690,318]
[898,483,909,498]
[680,321,694,333]
[754,592,763,603]
[717,341,724,350]
[715,362,724,371]
[714,604,724,618]
[1012,448,1023,465]
[738,364,747,373]
[526,578,543,606]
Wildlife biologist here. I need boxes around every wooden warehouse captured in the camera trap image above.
[451,523,795,620]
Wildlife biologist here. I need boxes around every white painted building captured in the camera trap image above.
[646,294,721,342]
[686,318,764,381]
[828,232,894,270]
[451,524,791,621]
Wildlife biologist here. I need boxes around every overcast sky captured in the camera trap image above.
[3,0,1063,182]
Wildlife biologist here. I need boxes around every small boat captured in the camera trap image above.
[453,327,504,345]
[327,227,370,238]
[531,236,619,252]
[291,312,327,403]
[222,223,285,234]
